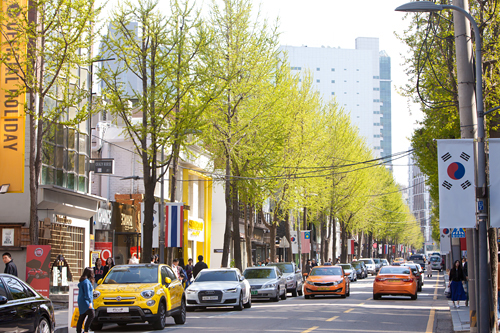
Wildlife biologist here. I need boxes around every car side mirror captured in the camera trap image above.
[97,279,103,285]
[165,277,171,285]
[0,296,7,305]
[344,272,350,277]
[239,276,245,281]
[296,269,300,274]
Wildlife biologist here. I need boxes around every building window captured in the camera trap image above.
[291,67,302,70]
[316,79,320,83]
[331,80,335,83]
[331,92,335,95]
[356,69,359,71]
[373,76,380,79]
[373,87,380,91]
[344,80,347,82]
[316,68,320,71]
[344,68,347,71]
[331,68,335,71]
[373,99,380,102]
[344,92,347,94]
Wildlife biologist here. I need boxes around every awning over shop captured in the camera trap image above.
[38,185,105,219]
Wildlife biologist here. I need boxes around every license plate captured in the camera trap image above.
[107,307,129,313]
[202,296,218,300]
[251,291,258,295]
[388,280,400,283]
[317,287,330,291]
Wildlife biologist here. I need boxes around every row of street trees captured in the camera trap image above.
[0,0,423,269]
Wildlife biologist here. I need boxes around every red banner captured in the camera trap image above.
[26,245,51,297]
[95,242,113,261]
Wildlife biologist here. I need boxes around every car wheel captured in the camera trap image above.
[152,302,166,330]
[304,294,310,299]
[298,286,303,296]
[411,293,418,300]
[373,293,380,300]
[36,317,50,333]
[234,293,244,311]
[291,286,298,297]
[173,298,186,324]
[272,289,280,302]
[418,283,422,292]
[90,322,103,331]
[346,285,350,297]
[280,288,287,300]
[244,296,252,308]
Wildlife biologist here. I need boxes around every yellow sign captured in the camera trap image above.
[0,0,26,193]
[188,220,203,231]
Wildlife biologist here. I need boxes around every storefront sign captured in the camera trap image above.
[97,208,111,225]
[26,245,51,297]
[55,215,72,224]
[0,0,27,193]
[187,218,204,242]
[2,228,14,246]
[95,242,112,261]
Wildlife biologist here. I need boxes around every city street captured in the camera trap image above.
[93,272,453,333]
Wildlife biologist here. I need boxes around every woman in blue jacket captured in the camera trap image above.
[77,267,95,333]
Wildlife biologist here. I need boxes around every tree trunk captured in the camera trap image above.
[221,153,232,268]
[340,219,347,263]
[368,232,373,258]
[489,228,498,327]
[245,205,254,267]
[269,222,276,263]
[285,212,292,263]
[231,184,242,271]
[331,212,337,261]
[320,214,326,263]
[358,231,364,259]
[29,113,38,244]
[142,180,155,264]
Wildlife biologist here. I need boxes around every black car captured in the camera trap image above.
[0,273,55,333]
[401,263,423,292]
[351,261,368,279]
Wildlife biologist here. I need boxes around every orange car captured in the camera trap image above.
[304,266,350,299]
[373,266,418,300]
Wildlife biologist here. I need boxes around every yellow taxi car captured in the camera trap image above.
[303,266,350,299]
[92,264,185,330]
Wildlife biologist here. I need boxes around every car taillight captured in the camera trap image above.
[403,278,414,282]
[375,277,382,282]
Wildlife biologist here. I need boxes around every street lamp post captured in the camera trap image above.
[396,2,490,331]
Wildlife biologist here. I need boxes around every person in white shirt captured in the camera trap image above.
[128,254,139,264]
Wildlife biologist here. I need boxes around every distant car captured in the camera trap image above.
[185,268,251,311]
[267,262,303,297]
[337,264,356,282]
[304,266,350,299]
[351,261,368,279]
[429,256,443,271]
[408,254,426,269]
[243,266,287,302]
[401,263,424,292]
[381,259,390,266]
[0,273,55,333]
[359,258,376,275]
[393,257,405,264]
[373,266,418,300]
[28,268,49,279]
[373,258,382,273]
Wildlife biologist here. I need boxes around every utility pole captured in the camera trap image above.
[452,0,477,331]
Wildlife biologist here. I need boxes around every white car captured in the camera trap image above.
[185,268,251,311]
[338,263,357,282]
[359,258,376,275]
[243,266,287,301]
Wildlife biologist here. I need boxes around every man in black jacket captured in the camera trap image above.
[193,255,208,278]
[2,252,18,277]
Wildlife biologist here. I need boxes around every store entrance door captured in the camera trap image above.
[114,232,141,265]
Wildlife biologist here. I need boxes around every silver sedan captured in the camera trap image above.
[185,268,251,311]
[243,266,287,302]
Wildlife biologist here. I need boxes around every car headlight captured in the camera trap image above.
[333,280,342,286]
[186,289,196,294]
[93,290,100,299]
[305,280,313,285]
[286,276,294,281]
[263,283,276,289]
[224,288,238,293]
[141,290,155,299]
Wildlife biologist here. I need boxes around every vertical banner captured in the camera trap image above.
[488,139,500,227]
[440,228,451,254]
[301,231,310,254]
[26,245,51,297]
[437,139,475,228]
[165,203,184,248]
[290,230,298,254]
[347,239,355,255]
[0,0,27,193]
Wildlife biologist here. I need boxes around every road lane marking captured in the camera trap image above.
[344,308,354,313]
[358,302,365,306]
[433,271,439,300]
[301,326,319,333]
[366,297,372,300]
[326,316,339,322]
[425,271,440,332]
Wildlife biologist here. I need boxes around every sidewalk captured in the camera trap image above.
[443,275,470,332]
[54,302,69,333]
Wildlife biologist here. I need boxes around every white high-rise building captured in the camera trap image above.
[280,37,392,159]
[408,153,432,242]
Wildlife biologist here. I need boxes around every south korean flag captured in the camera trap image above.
[437,139,476,228]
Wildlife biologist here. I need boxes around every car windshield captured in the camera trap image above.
[379,267,411,275]
[268,263,293,273]
[409,256,424,261]
[310,267,342,276]
[360,259,373,265]
[373,258,381,264]
[243,269,276,279]
[196,271,237,282]
[103,266,158,284]
[351,262,361,269]
[430,256,440,262]
[339,264,351,270]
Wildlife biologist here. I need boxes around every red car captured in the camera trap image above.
[28,268,48,279]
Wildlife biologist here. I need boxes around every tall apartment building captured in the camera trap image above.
[280,37,392,159]
[408,153,432,242]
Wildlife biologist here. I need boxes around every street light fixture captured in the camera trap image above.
[396,2,490,331]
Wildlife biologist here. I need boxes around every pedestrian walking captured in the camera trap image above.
[102,257,114,278]
[128,254,139,264]
[193,255,208,278]
[2,252,18,277]
[77,267,95,333]
[426,260,432,278]
[93,258,104,286]
[185,258,194,285]
[311,259,318,267]
[449,260,466,308]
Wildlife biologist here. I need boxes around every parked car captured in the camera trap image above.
[373,266,418,300]
[304,266,350,299]
[92,264,186,330]
[408,254,426,270]
[243,266,287,302]
[185,268,251,311]
[267,262,303,296]
[429,255,443,271]
[359,258,376,275]
[0,273,56,333]
[373,258,382,273]
[351,261,368,279]
[401,263,424,292]
[337,264,356,282]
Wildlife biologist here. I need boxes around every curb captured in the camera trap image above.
[55,328,68,333]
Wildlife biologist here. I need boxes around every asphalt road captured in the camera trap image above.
[96,271,453,333]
